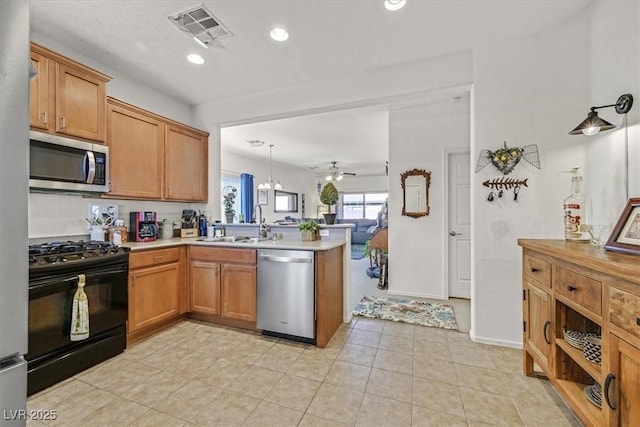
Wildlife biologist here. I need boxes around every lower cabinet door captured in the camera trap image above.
[221,264,256,322]
[190,260,221,315]
[607,334,640,426]
[128,262,180,333]
[525,281,552,371]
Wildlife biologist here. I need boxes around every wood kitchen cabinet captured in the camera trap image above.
[106,100,164,199]
[30,43,110,142]
[519,239,640,427]
[221,263,257,322]
[522,252,553,375]
[127,247,186,343]
[165,124,208,202]
[190,260,221,316]
[189,247,257,326]
[106,97,209,202]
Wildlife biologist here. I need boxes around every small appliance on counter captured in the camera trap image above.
[129,211,158,242]
[158,219,176,240]
[181,209,198,238]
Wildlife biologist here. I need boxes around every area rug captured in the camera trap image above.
[351,244,367,260]
[352,296,458,330]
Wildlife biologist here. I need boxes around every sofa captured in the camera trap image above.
[336,218,377,244]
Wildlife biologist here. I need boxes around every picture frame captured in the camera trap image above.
[257,189,268,205]
[604,197,640,255]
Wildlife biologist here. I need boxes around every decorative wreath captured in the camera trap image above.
[490,144,523,174]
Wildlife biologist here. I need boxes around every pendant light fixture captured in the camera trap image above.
[569,93,633,135]
[258,144,282,190]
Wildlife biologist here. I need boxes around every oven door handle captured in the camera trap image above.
[29,266,128,297]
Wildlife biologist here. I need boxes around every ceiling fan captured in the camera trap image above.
[325,161,356,182]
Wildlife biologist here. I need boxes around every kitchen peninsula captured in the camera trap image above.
[123,231,347,348]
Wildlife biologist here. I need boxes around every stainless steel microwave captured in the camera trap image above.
[29,131,109,193]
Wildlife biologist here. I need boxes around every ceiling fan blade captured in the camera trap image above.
[343,172,356,176]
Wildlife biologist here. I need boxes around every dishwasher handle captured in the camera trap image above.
[258,254,313,263]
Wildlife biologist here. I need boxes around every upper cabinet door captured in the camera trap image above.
[165,125,208,202]
[29,52,53,131]
[55,63,107,142]
[107,102,164,199]
[30,43,111,142]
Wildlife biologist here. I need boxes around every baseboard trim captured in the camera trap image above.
[387,289,448,301]
[470,329,523,349]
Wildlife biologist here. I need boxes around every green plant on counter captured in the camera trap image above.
[298,220,319,232]
[320,182,339,214]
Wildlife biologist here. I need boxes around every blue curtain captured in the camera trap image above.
[240,173,254,223]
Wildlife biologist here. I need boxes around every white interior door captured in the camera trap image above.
[448,152,471,299]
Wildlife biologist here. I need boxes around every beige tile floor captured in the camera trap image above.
[26,318,582,427]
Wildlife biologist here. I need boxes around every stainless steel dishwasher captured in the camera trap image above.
[257,249,315,343]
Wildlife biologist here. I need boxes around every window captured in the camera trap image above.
[221,173,242,220]
[341,192,388,219]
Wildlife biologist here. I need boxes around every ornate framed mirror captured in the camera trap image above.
[401,168,430,217]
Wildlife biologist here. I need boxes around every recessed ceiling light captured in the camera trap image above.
[385,0,407,11]
[270,27,289,42]
[187,53,205,65]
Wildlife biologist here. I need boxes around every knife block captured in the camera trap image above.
[180,228,197,238]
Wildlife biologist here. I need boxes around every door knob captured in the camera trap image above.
[449,231,463,236]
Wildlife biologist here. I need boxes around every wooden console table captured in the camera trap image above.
[370,228,388,289]
[518,239,640,427]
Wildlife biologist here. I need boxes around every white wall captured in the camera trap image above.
[471,2,640,347]
[195,51,473,127]
[387,95,470,299]
[331,175,389,194]
[471,12,590,346]
[583,1,640,224]
[221,150,320,223]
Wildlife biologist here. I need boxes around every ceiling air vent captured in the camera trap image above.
[168,4,232,47]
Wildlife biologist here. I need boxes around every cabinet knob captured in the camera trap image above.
[531,267,539,273]
[567,285,577,292]
[42,112,48,125]
[60,117,66,129]
[604,373,616,410]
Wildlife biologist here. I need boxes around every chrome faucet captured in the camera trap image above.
[253,204,263,237]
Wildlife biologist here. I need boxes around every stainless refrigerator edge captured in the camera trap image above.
[0,1,30,425]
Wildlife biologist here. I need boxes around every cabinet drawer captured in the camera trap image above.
[130,247,181,269]
[190,246,256,264]
[555,267,602,316]
[523,254,551,288]
[609,287,640,341]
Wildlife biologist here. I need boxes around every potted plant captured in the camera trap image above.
[320,182,339,225]
[298,219,319,241]
[222,186,237,224]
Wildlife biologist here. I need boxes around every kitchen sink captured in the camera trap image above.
[196,236,268,244]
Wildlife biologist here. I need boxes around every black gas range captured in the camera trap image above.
[26,240,129,395]
[28,240,129,279]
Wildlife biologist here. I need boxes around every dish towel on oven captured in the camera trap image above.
[70,274,90,341]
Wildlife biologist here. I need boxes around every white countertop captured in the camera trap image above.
[123,237,346,252]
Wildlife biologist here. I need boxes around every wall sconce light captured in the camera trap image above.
[569,93,633,136]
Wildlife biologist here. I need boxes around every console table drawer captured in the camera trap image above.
[609,287,640,340]
[523,254,551,288]
[555,267,602,316]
